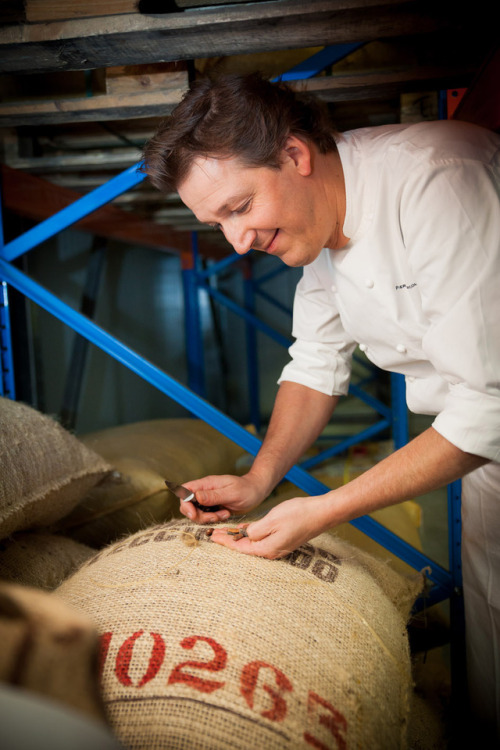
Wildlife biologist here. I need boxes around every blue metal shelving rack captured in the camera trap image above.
[0,45,463,614]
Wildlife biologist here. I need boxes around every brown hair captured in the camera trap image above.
[141,72,338,193]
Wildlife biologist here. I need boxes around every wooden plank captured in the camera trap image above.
[26,1,137,22]
[0,58,475,127]
[4,149,147,173]
[0,81,188,127]
[25,0,257,21]
[0,165,229,259]
[105,64,186,95]
[148,0,262,8]
[0,0,467,75]
[297,64,476,102]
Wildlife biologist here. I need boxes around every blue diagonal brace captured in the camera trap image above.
[1,162,145,262]
[0,256,452,592]
[274,43,365,81]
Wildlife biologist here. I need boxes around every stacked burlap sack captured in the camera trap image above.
[0,396,445,747]
[0,396,248,746]
[56,519,422,750]
[0,396,111,589]
[55,416,250,548]
[0,393,426,581]
[0,396,248,587]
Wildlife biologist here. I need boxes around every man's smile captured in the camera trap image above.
[255,229,280,254]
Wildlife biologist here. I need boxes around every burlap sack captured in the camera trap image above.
[0,581,107,723]
[56,520,422,749]
[0,397,111,540]
[0,532,95,590]
[57,419,248,548]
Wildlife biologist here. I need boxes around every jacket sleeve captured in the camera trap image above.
[402,150,500,461]
[278,250,357,396]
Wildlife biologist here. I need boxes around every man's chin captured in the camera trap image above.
[281,246,323,268]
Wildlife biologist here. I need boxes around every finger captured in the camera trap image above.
[180,501,231,524]
[210,529,255,553]
[183,476,232,494]
[241,517,275,542]
[179,500,200,521]
[192,488,229,508]
[196,508,231,524]
[211,526,282,558]
[213,508,232,521]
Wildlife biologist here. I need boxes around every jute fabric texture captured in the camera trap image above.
[56,519,421,749]
[0,397,111,539]
[0,532,95,590]
[0,581,107,723]
[57,419,248,548]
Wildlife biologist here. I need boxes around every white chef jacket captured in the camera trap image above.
[279,120,500,463]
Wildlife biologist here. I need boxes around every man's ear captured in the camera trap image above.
[283,135,313,176]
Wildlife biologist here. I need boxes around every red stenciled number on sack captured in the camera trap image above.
[168,636,226,693]
[98,632,113,680]
[240,661,293,722]
[304,691,347,750]
[115,630,166,688]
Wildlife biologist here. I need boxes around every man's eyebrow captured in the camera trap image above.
[214,193,251,217]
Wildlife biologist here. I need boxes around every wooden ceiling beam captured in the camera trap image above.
[1,0,255,24]
[0,165,229,260]
[0,0,468,75]
[0,61,476,127]
[0,85,186,127]
[298,63,476,103]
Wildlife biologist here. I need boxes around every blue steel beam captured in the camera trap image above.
[182,233,206,397]
[448,479,463,588]
[0,256,451,590]
[205,270,402,429]
[243,258,261,430]
[274,43,365,81]
[300,418,391,470]
[391,372,409,449]
[0,281,16,399]
[0,185,16,398]
[1,163,145,262]
[255,261,291,286]
[205,284,292,349]
[199,252,244,279]
[348,382,392,420]
[447,478,467,709]
[254,286,293,318]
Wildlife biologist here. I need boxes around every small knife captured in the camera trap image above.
[164,480,223,513]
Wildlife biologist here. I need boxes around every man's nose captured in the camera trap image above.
[223,221,256,255]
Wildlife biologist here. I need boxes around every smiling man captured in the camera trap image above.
[142,72,500,738]
[177,138,349,265]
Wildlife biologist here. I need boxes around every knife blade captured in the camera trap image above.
[164,480,223,513]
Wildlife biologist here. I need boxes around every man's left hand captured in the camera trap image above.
[210,495,331,559]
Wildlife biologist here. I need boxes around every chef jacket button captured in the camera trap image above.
[396,344,407,354]
[331,285,337,293]
[365,278,374,288]
[359,343,368,352]
[406,376,415,383]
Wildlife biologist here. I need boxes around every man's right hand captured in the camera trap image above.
[180,473,266,524]
[179,383,339,525]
